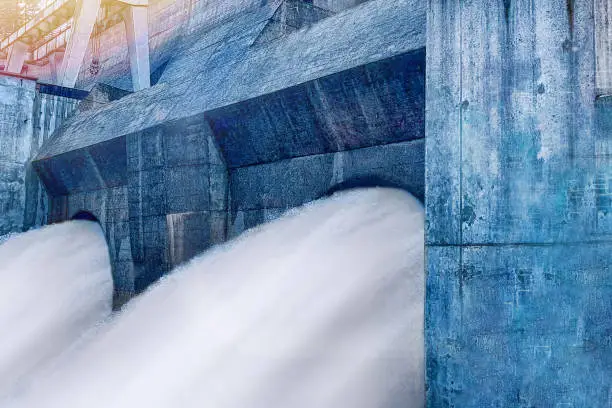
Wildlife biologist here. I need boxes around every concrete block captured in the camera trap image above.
[228,210,245,238]
[128,168,166,217]
[341,139,425,201]
[207,134,226,167]
[229,140,424,215]
[165,165,210,213]
[106,221,132,259]
[425,1,609,404]
[48,195,68,223]
[131,214,169,291]
[163,125,209,166]
[425,246,462,408]
[66,192,86,218]
[229,153,334,210]
[37,149,113,195]
[104,186,128,211]
[127,127,165,172]
[430,243,612,407]
[260,0,333,42]
[112,260,135,294]
[166,210,227,267]
[424,0,462,246]
[208,48,425,168]
[86,138,128,188]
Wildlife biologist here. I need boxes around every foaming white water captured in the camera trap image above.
[10,188,425,408]
[0,221,113,400]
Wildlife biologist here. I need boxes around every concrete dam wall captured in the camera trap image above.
[0,74,81,236]
[0,0,610,405]
[30,0,426,303]
[426,0,612,406]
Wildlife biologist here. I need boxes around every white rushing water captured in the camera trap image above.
[0,221,113,400]
[7,188,425,408]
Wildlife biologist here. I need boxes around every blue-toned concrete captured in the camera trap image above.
[208,49,425,168]
[34,0,425,160]
[3,0,608,403]
[0,73,80,236]
[229,140,424,235]
[29,0,426,301]
[0,75,37,236]
[125,118,228,292]
[426,0,612,406]
[253,0,334,45]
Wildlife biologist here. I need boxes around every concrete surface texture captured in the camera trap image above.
[0,75,80,236]
[25,0,374,91]
[0,0,610,405]
[426,0,612,406]
[28,0,425,303]
[0,75,36,235]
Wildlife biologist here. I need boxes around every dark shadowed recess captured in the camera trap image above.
[324,176,424,205]
[71,211,100,223]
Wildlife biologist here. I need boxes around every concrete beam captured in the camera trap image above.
[123,5,151,91]
[58,0,101,88]
[5,42,29,74]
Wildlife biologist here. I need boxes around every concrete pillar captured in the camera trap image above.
[123,5,151,91]
[426,0,611,406]
[48,51,64,85]
[5,41,29,74]
[58,0,101,88]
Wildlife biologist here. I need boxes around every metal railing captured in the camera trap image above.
[31,22,73,61]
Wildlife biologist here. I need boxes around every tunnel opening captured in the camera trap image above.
[71,211,100,223]
[323,176,424,205]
